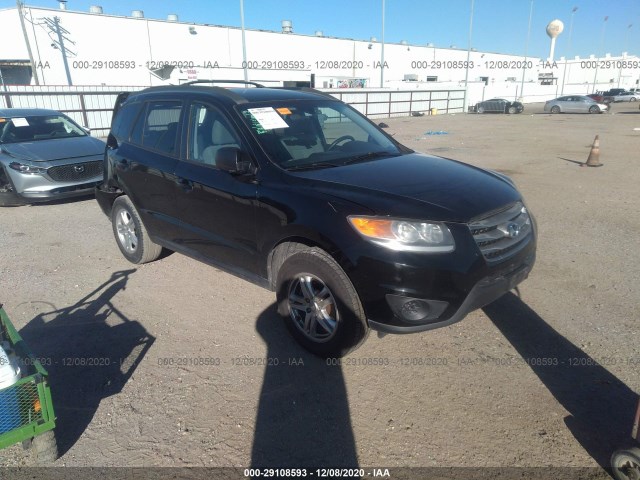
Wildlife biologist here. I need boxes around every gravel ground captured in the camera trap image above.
[0,102,638,477]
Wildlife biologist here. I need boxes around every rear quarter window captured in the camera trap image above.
[111,102,142,143]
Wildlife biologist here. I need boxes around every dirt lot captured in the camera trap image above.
[0,102,639,476]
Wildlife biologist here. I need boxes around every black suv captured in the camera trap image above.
[96,81,536,357]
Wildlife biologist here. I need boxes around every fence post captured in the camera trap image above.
[79,93,90,129]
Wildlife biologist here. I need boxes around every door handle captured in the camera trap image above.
[176,178,194,192]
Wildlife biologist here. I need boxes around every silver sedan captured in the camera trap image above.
[0,108,105,206]
[544,95,609,114]
[612,91,640,102]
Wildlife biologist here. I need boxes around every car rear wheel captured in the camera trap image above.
[111,195,162,264]
[589,105,600,114]
[477,106,485,114]
[630,98,637,102]
[550,106,561,114]
[275,246,369,357]
[508,106,517,114]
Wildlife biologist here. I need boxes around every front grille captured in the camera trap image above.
[47,161,102,182]
[469,201,532,263]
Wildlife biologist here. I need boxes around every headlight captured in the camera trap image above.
[348,216,455,252]
[9,162,47,175]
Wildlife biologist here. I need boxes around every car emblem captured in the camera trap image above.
[74,165,85,173]
[506,223,520,238]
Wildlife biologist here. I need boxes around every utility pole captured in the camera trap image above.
[380,0,385,88]
[53,17,73,86]
[240,0,248,82]
[16,0,40,85]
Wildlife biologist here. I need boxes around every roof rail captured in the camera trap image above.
[181,79,265,88]
[281,86,336,99]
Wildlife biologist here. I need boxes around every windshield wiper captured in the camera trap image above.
[342,151,400,165]
[285,162,342,172]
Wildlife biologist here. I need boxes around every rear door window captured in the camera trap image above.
[130,101,183,156]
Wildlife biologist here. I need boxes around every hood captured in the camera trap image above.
[290,153,521,223]
[0,136,105,162]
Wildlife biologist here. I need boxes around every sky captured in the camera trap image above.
[1,0,638,59]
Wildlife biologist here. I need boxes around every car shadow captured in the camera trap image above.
[251,305,360,471]
[483,292,638,469]
[18,269,155,457]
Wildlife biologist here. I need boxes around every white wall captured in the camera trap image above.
[2,6,638,97]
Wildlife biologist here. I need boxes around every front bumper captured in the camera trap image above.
[368,251,535,333]
[18,180,100,201]
[345,221,537,334]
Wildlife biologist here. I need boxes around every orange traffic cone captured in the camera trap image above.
[583,135,603,167]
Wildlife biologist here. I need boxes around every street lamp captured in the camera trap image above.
[519,0,534,102]
[591,16,608,93]
[560,6,578,96]
[463,0,475,113]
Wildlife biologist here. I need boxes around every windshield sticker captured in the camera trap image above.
[247,107,289,130]
[242,111,267,135]
[276,107,292,115]
[0,118,6,123]
[12,118,30,127]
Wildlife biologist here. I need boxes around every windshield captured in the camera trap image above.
[0,114,87,144]
[238,100,402,170]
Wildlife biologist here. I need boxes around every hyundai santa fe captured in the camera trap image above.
[95,81,537,357]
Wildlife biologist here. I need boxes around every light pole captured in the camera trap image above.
[240,0,248,82]
[519,0,534,101]
[380,0,385,88]
[617,24,632,88]
[591,16,608,93]
[560,6,577,95]
[463,0,475,113]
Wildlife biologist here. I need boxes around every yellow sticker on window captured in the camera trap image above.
[276,108,292,115]
[0,118,6,123]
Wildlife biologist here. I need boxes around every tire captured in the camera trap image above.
[550,106,561,114]
[611,447,640,480]
[476,106,485,114]
[275,246,369,357]
[630,98,637,102]
[111,195,162,264]
[508,106,517,114]
[31,430,58,464]
[589,105,599,114]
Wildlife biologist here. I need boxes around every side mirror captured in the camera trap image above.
[216,147,252,175]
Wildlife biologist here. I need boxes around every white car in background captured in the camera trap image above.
[612,91,640,102]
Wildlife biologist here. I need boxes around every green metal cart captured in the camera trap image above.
[0,305,57,463]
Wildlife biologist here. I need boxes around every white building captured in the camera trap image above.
[0,4,638,104]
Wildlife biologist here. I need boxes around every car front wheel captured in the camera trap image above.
[611,447,640,480]
[589,105,600,114]
[508,106,517,114]
[477,106,485,114]
[111,195,162,264]
[276,246,369,357]
[550,106,561,114]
